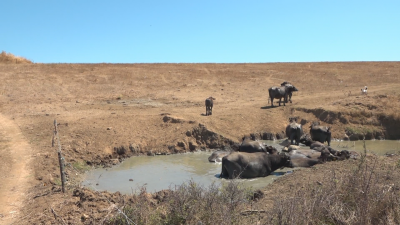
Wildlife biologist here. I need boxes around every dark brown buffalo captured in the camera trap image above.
[281,81,295,103]
[208,150,230,163]
[336,150,351,160]
[310,122,332,146]
[287,149,317,160]
[268,84,298,107]
[289,149,335,167]
[289,158,321,168]
[220,152,291,179]
[239,136,267,153]
[205,97,216,116]
[310,141,325,149]
[266,146,279,155]
[299,134,313,146]
[285,117,303,145]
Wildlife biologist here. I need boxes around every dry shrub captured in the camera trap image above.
[106,180,255,225]
[0,51,32,64]
[268,147,400,225]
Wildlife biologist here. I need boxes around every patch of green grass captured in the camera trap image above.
[345,126,381,135]
[53,178,62,186]
[72,160,91,172]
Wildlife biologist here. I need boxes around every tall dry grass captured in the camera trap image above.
[106,180,259,225]
[267,145,400,225]
[0,51,32,64]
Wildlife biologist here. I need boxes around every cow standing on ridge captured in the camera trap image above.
[268,84,298,107]
[281,81,295,103]
[205,97,216,116]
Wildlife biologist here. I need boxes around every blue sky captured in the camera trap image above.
[1,1,399,63]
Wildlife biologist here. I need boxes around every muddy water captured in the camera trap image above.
[331,140,400,154]
[82,140,399,194]
[82,151,293,194]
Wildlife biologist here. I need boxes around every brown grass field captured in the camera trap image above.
[0,52,400,224]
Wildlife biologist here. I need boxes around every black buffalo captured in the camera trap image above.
[285,117,303,145]
[266,146,279,155]
[287,149,318,160]
[310,122,332,146]
[268,84,298,107]
[220,152,291,179]
[299,134,313,146]
[289,158,321,168]
[205,97,216,116]
[336,150,351,160]
[239,136,267,153]
[289,149,333,167]
[281,81,296,103]
[310,141,325,150]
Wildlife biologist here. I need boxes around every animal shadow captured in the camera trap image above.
[260,105,274,109]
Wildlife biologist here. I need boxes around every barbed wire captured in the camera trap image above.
[52,120,136,225]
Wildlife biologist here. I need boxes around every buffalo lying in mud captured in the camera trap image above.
[208,144,278,163]
[288,148,336,167]
[205,97,216,116]
[285,117,303,145]
[239,136,267,153]
[208,150,231,163]
[268,84,298,107]
[308,142,352,161]
[220,152,291,179]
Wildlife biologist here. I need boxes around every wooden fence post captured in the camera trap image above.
[53,119,66,193]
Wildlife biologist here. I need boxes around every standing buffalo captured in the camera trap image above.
[205,97,216,116]
[280,81,295,103]
[285,117,303,145]
[268,84,298,107]
[310,122,332,146]
[239,136,267,153]
[220,152,291,179]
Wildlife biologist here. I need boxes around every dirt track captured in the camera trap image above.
[0,62,399,224]
[0,114,33,224]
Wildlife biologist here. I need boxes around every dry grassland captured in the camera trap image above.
[0,54,399,224]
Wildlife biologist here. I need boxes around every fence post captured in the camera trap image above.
[53,119,66,193]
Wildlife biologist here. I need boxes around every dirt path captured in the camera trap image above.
[0,114,34,225]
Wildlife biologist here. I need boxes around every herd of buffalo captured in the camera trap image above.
[205,81,355,179]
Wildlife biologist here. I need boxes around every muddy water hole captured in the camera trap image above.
[82,140,400,194]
